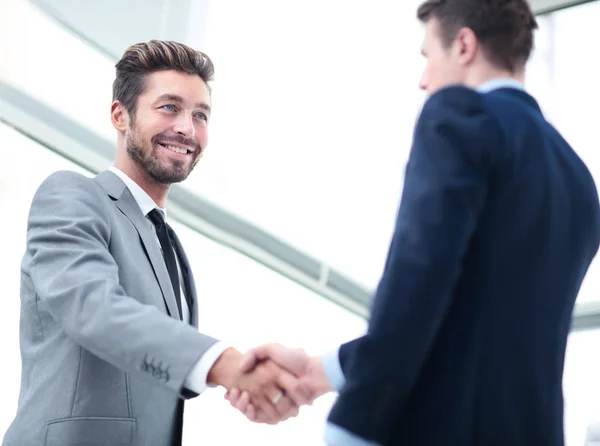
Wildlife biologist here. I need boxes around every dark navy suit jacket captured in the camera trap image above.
[327,86,600,446]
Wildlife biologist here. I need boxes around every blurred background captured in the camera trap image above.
[1,0,599,444]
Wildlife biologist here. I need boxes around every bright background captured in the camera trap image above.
[1,0,600,444]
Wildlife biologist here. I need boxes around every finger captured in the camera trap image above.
[276,371,313,405]
[239,350,260,373]
[240,343,289,373]
[251,387,281,424]
[263,384,294,420]
[252,407,271,424]
[245,403,257,421]
[281,402,300,420]
[244,395,258,422]
[290,405,300,418]
[234,390,251,412]
[272,394,297,421]
[231,390,258,423]
[226,388,241,405]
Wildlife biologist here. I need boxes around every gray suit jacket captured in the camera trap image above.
[3,170,218,446]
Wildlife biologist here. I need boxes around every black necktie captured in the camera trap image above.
[148,209,183,320]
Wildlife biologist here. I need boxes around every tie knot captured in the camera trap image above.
[148,209,166,227]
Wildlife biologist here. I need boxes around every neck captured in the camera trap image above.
[114,153,170,208]
[465,66,525,90]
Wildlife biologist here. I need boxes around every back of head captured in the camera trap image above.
[112,40,214,118]
[417,0,538,72]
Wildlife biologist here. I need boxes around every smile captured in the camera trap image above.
[158,143,191,155]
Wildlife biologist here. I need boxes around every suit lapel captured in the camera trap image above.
[168,228,198,328]
[94,171,181,320]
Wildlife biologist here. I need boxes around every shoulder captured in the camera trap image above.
[35,170,101,199]
[39,169,93,188]
[422,85,485,113]
[31,170,109,216]
[419,85,495,126]
[416,86,503,149]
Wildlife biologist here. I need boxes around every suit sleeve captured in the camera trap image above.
[327,87,503,444]
[26,170,218,398]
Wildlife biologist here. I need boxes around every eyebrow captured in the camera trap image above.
[154,94,211,112]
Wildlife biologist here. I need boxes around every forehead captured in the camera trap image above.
[141,70,211,106]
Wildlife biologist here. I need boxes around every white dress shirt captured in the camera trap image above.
[109,166,229,394]
[322,78,526,446]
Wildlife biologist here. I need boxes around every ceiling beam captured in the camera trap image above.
[531,0,596,14]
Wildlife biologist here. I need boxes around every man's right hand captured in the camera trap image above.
[224,343,334,420]
[207,347,309,424]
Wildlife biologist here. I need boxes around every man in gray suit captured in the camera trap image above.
[2,40,307,446]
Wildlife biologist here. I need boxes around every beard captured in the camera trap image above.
[126,124,201,185]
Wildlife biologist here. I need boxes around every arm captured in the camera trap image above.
[327,87,502,443]
[184,341,231,393]
[27,171,219,398]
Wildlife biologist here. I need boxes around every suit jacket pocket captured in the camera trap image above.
[45,416,135,446]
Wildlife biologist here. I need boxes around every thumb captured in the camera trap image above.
[239,344,280,372]
[239,343,289,373]
[239,349,261,373]
[253,343,309,376]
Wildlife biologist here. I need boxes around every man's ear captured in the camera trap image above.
[454,27,478,66]
[111,101,129,132]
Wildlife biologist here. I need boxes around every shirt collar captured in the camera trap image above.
[108,166,166,218]
[477,78,525,93]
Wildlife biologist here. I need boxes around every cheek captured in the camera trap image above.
[133,127,153,148]
[427,58,442,80]
[197,127,209,149]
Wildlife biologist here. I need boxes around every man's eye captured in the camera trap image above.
[161,104,176,112]
[194,112,208,121]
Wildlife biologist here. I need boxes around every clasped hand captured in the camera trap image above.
[224,343,333,424]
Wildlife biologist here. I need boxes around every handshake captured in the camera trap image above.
[207,343,333,424]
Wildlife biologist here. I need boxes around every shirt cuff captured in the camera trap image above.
[325,422,382,446]
[184,341,230,394]
[321,347,346,392]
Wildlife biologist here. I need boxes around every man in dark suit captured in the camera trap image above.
[226,0,600,445]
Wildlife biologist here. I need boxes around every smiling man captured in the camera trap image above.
[2,41,305,446]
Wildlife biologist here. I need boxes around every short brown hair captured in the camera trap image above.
[112,40,214,117]
[417,0,538,72]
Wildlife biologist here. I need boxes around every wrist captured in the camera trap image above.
[206,347,243,389]
[307,355,333,397]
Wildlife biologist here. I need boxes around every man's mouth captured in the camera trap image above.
[158,143,192,155]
